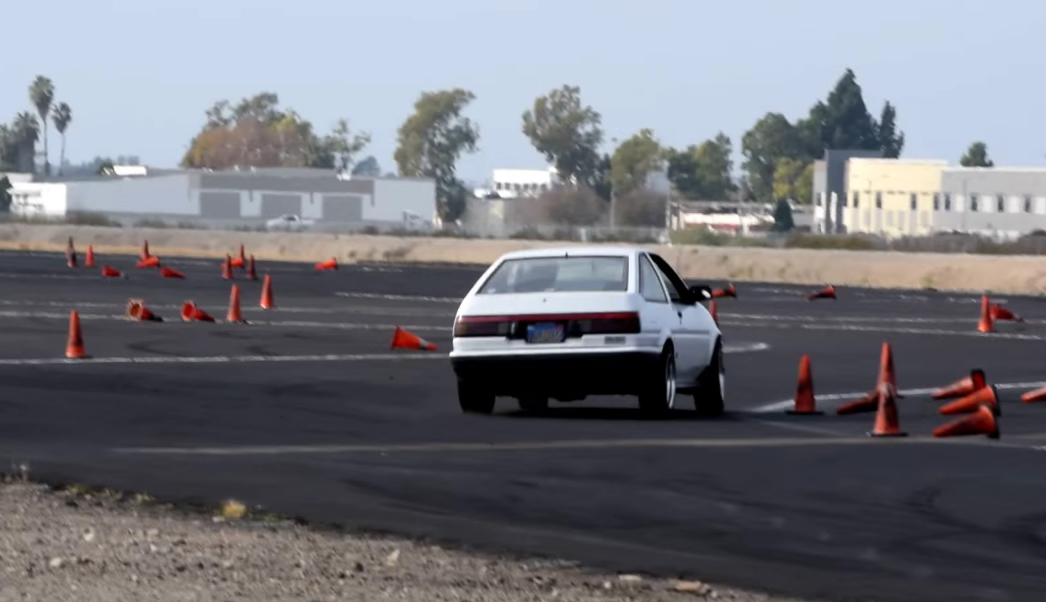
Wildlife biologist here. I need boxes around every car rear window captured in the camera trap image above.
[477,256,629,294]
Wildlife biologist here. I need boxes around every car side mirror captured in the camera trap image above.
[688,285,713,303]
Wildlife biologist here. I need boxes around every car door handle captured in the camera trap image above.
[676,311,683,319]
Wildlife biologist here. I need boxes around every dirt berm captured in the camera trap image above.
[2,224,1044,294]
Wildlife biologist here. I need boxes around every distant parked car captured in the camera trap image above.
[265,214,314,232]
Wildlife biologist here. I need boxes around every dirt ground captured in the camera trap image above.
[0,480,819,602]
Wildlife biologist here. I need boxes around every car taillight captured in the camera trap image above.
[453,312,640,337]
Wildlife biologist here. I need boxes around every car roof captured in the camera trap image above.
[496,245,646,261]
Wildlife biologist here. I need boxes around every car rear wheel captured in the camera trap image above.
[693,338,725,417]
[458,377,495,414]
[638,344,676,416]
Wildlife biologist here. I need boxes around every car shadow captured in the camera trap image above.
[500,407,745,422]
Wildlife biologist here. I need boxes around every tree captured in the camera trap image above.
[876,101,904,159]
[538,185,603,226]
[741,113,802,201]
[0,125,14,171]
[667,133,735,200]
[960,142,994,167]
[803,69,880,153]
[393,88,480,222]
[351,155,381,177]
[51,102,73,175]
[615,190,666,227]
[772,158,813,203]
[609,129,663,197]
[771,199,794,232]
[29,76,55,175]
[522,85,604,187]
[10,113,40,174]
[181,92,370,171]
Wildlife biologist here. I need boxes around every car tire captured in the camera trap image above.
[693,338,725,417]
[517,396,549,413]
[638,344,676,417]
[458,377,495,414]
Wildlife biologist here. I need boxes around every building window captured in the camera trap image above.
[910,193,917,211]
[944,194,952,211]
[997,194,1005,213]
[1025,195,1034,213]
[969,194,978,212]
[875,192,882,209]
[852,192,860,208]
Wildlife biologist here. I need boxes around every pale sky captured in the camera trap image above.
[3,0,1042,182]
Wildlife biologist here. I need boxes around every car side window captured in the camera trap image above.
[638,255,668,303]
[648,254,687,303]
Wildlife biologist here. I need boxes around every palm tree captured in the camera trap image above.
[29,76,55,175]
[12,112,40,173]
[0,124,13,171]
[51,103,73,176]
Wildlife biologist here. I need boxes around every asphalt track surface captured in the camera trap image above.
[3,250,1046,602]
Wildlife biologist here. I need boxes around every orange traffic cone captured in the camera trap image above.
[141,240,150,260]
[807,285,837,301]
[160,266,185,279]
[125,298,162,322]
[136,255,161,269]
[786,354,823,415]
[247,255,258,281]
[315,258,338,271]
[259,274,274,309]
[66,244,78,268]
[931,369,987,400]
[837,342,899,414]
[1021,385,1046,403]
[230,244,246,269]
[85,245,95,268]
[180,301,215,323]
[836,389,878,415]
[977,295,994,333]
[933,404,999,439]
[227,284,246,323]
[990,303,1023,323]
[712,283,736,298]
[390,326,437,351]
[221,255,234,280]
[879,342,898,395]
[101,265,122,278]
[65,310,87,359]
[868,382,906,437]
[939,385,1000,416]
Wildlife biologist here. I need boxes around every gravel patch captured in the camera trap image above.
[0,481,820,602]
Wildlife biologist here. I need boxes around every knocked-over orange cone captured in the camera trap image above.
[837,342,900,414]
[939,385,1001,416]
[990,303,1023,323]
[787,354,823,415]
[101,265,123,278]
[126,298,162,322]
[931,369,987,400]
[390,326,437,351]
[247,255,258,281]
[315,258,338,271]
[836,389,879,415]
[712,283,736,298]
[807,285,837,301]
[868,382,906,437]
[160,266,185,279]
[136,255,161,269]
[933,404,999,439]
[85,245,95,268]
[227,284,246,323]
[977,295,994,333]
[259,274,275,309]
[65,310,87,359]
[180,301,215,322]
[1021,385,1046,403]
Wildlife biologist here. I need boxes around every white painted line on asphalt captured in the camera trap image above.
[0,299,450,317]
[723,312,1042,325]
[336,292,461,303]
[0,309,448,331]
[0,352,446,367]
[750,380,1046,413]
[723,342,770,354]
[717,320,1046,340]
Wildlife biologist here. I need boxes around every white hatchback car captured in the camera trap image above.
[449,246,724,416]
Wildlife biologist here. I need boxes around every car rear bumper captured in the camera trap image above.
[450,350,660,398]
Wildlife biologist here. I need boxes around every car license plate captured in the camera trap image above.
[526,322,565,344]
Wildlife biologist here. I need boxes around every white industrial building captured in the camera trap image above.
[7,166,437,232]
